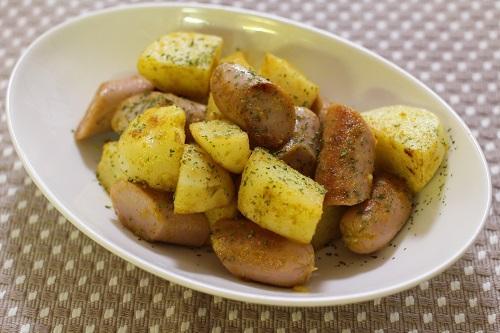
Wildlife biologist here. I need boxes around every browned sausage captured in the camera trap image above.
[110,181,209,247]
[276,107,320,177]
[315,104,376,206]
[310,95,324,114]
[211,218,315,287]
[111,91,206,138]
[210,63,295,149]
[340,173,413,254]
[75,75,153,140]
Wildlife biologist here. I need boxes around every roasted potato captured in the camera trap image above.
[362,105,448,192]
[205,94,228,121]
[111,92,174,133]
[238,148,326,244]
[96,141,125,192]
[276,107,320,177]
[315,104,376,206]
[311,205,345,250]
[137,32,223,100]
[118,106,186,191]
[340,173,413,254]
[204,200,239,230]
[174,144,235,214]
[75,75,153,140]
[220,51,252,68]
[260,53,319,108]
[211,218,315,287]
[110,181,209,246]
[190,120,251,173]
[210,63,296,150]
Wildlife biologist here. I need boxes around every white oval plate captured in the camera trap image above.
[7,4,491,306]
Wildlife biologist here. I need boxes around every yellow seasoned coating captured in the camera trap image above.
[190,120,251,173]
[362,105,448,192]
[96,141,126,192]
[204,200,239,230]
[118,106,186,191]
[137,32,223,99]
[238,148,326,244]
[174,144,235,214]
[260,53,319,108]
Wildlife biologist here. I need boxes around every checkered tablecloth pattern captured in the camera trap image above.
[0,0,499,332]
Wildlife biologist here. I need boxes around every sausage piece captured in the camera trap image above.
[211,218,315,287]
[75,75,153,140]
[340,173,413,254]
[111,92,206,136]
[315,104,376,206]
[276,107,320,177]
[210,63,295,150]
[110,181,209,247]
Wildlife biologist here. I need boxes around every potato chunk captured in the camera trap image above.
[260,53,319,108]
[190,120,251,173]
[206,94,228,121]
[220,51,252,68]
[311,205,345,250]
[174,144,235,214]
[204,200,239,230]
[118,106,186,191]
[362,105,448,192]
[97,141,125,192]
[238,148,326,244]
[137,32,223,100]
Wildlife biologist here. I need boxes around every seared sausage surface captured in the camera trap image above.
[276,107,320,177]
[75,75,153,140]
[340,173,413,254]
[315,104,376,206]
[211,218,315,287]
[110,181,209,247]
[210,63,295,150]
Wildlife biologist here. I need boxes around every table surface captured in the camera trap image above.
[0,0,499,332]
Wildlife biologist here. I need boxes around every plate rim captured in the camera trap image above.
[6,2,492,306]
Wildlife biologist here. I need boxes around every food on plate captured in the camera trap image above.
[315,104,376,206]
[96,141,125,192]
[190,120,251,173]
[174,144,235,214]
[260,53,319,108]
[110,181,209,246]
[311,205,345,250]
[340,173,413,254]
[206,51,253,121]
[238,148,326,244]
[210,63,296,149]
[118,105,186,191]
[137,32,223,100]
[204,200,239,229]
[79,31,449,289]
[362,105,448,192]
[211,218,315,287]
[276,106,320,177]
[111,92,174,133]
[75,75,153,140]
[111,92,206,136]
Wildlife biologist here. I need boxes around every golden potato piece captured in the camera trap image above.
[137,32,222,100]
[260,53,319,108]
[174,144,235,214]
[190,120,251,173]
[221,51,252,68]
[311,205,345,250]
[204,200,239,230]
[96,141,125,192]
[238,148,326,244]
[362,105,448,192]
[118,106,186,191]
